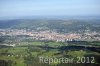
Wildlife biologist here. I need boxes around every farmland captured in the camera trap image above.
[0,41,100,66]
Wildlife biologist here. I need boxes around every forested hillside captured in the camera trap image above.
[0,19,100,33]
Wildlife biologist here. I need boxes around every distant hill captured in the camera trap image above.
[0,19,100,33]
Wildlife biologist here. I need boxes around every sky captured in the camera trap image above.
[0,0,100,19]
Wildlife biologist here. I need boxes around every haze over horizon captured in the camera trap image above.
[0,0,100,19]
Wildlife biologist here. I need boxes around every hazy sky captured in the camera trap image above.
[0,0,100,18]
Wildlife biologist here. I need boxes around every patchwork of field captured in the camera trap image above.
[0,41,100,66]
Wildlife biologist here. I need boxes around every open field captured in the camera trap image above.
[0,41,100,66]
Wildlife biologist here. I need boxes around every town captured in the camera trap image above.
[0,29,100,42]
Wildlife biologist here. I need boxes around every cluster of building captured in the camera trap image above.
[0,29,100,42]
